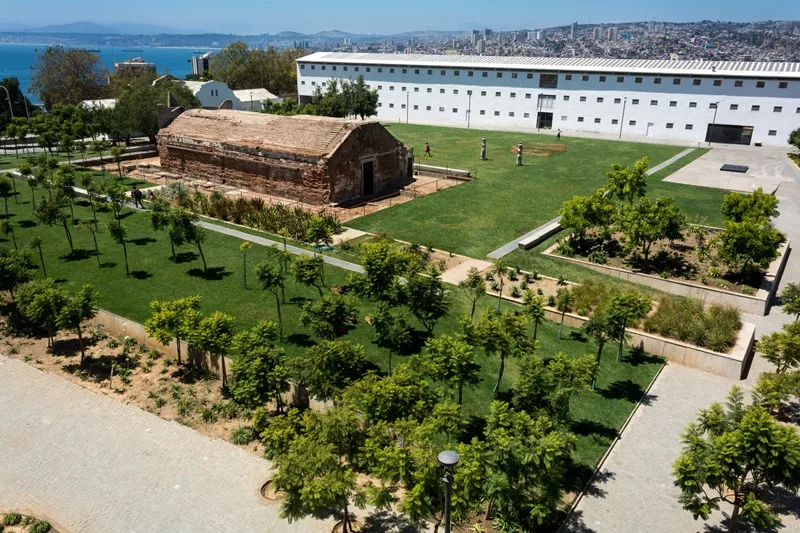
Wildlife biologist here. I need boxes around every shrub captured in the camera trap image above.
[214,400,239,420]
[519,280,528,291]
[28,521,50,533]
[490,281,501,292]
[3,514,21,526]
[230,425,258,445]
[510,286,522,298]
[547,295,556,307]
[524,272,534,283]
[643,296,741,352]
[176,398,192,417]
[588,250,608,264]
[199,406,218,423]
[537,288,544,296]
[571,279,619,317]
[148,349,162,361]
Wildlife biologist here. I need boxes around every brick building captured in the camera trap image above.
[157,109,411,205]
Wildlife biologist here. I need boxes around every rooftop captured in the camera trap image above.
[232,88,280,102]
[299,52,800,78]
[158,109,362,158]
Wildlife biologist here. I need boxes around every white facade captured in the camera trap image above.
[183,80,243,110]
[232,88,283,111]
[296,52,800,147]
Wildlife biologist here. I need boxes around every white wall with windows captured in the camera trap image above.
[296,53,800,147]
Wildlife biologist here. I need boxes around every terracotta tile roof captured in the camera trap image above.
[159,109,362,158]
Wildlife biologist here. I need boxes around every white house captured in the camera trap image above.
[297,52,800,147]
[79,98,118,110]
[182,80,243,110]
[232,88,283,111]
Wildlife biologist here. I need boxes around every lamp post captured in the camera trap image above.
[467,91,472,129]
[438,450,460,533]
[709,101,719,147]
[406,92,410,124]
[618,97,627,139]
[0,85,13,118]
[250,91,253,111]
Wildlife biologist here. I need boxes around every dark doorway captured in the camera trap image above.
[362,160,374,196]
[537,112,554,129]
[705,124,753,145]
[406,156,414,178]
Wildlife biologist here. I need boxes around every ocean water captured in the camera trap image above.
[0,43,213,104]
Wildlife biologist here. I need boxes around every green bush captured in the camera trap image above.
[231,425,258,445]
[199,406,218,423]
[3,514,21,526]
[28,520,51,533]
[643,296,741,352]
[570,279,620,317]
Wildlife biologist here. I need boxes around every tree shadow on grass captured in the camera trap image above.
[118,211,135,220]
[129,237,157,246]
[569,331,589,343]
[624,346,663,366]
[130,270,153,280]
[99,261,118,269]
[599,379,657,405]
[174,251,198,264]
[361,510,426,533]
[287,333,315,348]
[462,414,487,443]
[60,248,96,262]
[570,419,619,441]
[187,267,231,281]
[289,296,313,306]
[17,219,37,228]
[400,328,431,356]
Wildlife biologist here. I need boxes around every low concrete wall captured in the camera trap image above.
[413,163,471,178]
[543,240,791,316]
[542,307,755,380]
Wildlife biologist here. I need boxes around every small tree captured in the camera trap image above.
[18,161,36,207]
[555,287,574,340]
[559,188,617,245]
[230,321,287,409]
[473,309,529,394]
[181,210,208,273]
[673,387,800,533]
[30,236,46,278]
[0,247,36,303]
[0,219,17,249]
[150,201,187,261]
[789,127,800,152]
[76,219,101,265]
[756,321,800,374]
[523,291,546,341]
[144,296,201,365]
[491,259,511,311]
[255,259,285,341]
[34,194,73,252]
[717,219,785,277]
[359,238,417,301]
[514,352,596,421]
[300,293,359,340]
[605,156,648,204]
[458,266,485,318]
[107,218,129,276]
[372,302,413,375]
[423,333,480,405]
[80,174,99,229]
[293,340,367,403]
[0,175,13,217]
[721,187,779,223]
[56,284,99,365]
[582,313,614,389]
[618,197,686,261]
[109,146,125,177]
[240,241,252,289]
[606,292,652,361]
[17,278,69,346]
[91,139,110,178]
[54,164,76,223]
[102,179,127,220]
[405,267,448,334]
[780,282,800,321]
[305,216,332,284]
[291,254,325,296]
[192,311,236,388]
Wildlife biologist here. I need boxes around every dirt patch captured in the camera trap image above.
[480,267,574,304]
[508,142,567,157]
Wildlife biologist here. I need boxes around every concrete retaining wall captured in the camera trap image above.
[543,240,791,316]
[414,163,471,178]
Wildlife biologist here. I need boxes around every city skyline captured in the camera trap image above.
[2,0,799,35]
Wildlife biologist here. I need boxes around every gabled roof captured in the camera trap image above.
[232,88,280,102]
[299,52,800,78]
[158,109,363,158]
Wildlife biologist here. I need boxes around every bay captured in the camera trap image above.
[0,43,216,104]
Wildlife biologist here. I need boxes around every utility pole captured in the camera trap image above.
[406,92,409,123]
[618,97,627,139]
[467,91,472,129]
[709,101,719,147]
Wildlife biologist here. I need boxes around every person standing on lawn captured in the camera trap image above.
[424,143,432,157]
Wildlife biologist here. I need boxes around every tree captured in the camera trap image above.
[30,236,46,278]
[79,174,99,229]
[789,127,800,152]
[491,259,511,311]
[109,146,125,177]
[300,293,359,340]
[56,284,98,365]
[210,42,303,94]
[240,241,252,289]
[423,334,480,405]
[405,268,448,334]
[114,75,199,143]
[0,247,36,302]
[144,296,201,365]
[618,197,687,261]
[522,291,546,341]
[780,282,800,321]
[0,219,17,249]
[91,139,111,177]
[606,292,652,361]
[582,313,614,389]
[472,310,529,394]
[305,216,332,284]
[673,387,800,533]
[605,156,648,204]
[180,210,208,273]
[54,164,76,223]
[58,135,74,165]
[0,175,13,217]
[555,287,574,340]
[102,178,127,219]
[718,219,785,276]
[0,78,34,132]
[230,321,288,410]
[514,352,596,421]
[293,340,367,403]
[192,311,236,388]
[75,219,101,265]
[34,194,73,253]
[291,254,325,296]
[459,267,485,318]
[371,302,413,375]
[756,321,800,374]
[559,188,617,244]
[107,218,129,276]
[358,238,416,300]
[310,77,380,119]
[17,278,69,346]
[150,201,187,261]
[17,162,35,207]
[752,371,800,415]
[30,46,108,110]
[721,188,779,223]
[255,259,286,341]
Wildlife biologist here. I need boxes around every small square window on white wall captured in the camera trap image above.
[580,96,586,102]
[426,106,431,111]
[452,108,458,113]
[480,110,485,115]
[509,112,515,117]
[526,94,532,99]
[440,89,445,94]
[377,102,381,107]
[561,116,568,121]
[389,103,394,108]
[666,123,674,129]
[453,89,458,94]
[413,105,419,110]
[629,120,636,126]
[439,107,445,112]
[510,93,516,98]
[494,111,500,116]
[769,130,777,136]
[597,97,604,103]
[401,104,406,109]
[685,124,693,130]
[611,119,618,124]
[594,118,601,123]
[414,87,419,92]
[495,92,501,97]
[481,91,487,96]
[614,98,621,104]
[577,117,584,122]
[524,113,530,118]
[563,95,570,101]
[427,88,432,93]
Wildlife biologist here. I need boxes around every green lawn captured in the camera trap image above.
[0,150,103,171]
[4,179,662,480]
[82,169,155,189]
[348,124,726,257]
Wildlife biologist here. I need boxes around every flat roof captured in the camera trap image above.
[298,52,800,78]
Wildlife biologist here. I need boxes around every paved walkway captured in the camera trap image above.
[440,258,493,285]
[646,148,695,175]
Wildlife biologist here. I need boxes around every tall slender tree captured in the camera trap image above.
[144,296,202,366]
[240,241,252,289]
[193,311,236,388]
[107,218,129,276]
[56,284,99,365]
[256,260,285,341]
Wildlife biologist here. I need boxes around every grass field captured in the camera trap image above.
[348,124,726,258]
[3,178,662,479]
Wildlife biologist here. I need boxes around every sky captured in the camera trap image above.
[3,0,799,35]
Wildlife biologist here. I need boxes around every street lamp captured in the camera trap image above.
[406,92,410,124]
[438,450,460,533]
[0,85,13,118]
[709,101,720,147]
[467,91,472,129]
[618,97,627,139]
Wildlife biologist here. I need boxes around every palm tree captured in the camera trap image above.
[582,313,613,389]
[522,290,546,341]
[255,260,285,341]
[492,258,511,312]
[555,287,574,340]
[0,219,17,249]
[240,241,252,289]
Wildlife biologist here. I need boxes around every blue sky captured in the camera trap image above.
[4,0,798,34]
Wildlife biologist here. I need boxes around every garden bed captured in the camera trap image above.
[1,512,57,533]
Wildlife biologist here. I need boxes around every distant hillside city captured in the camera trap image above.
[1,20,799,62]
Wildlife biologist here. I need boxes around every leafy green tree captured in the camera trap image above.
[181,210,208,273]
[144,296,201,365]
[514,352,596,421]
[0,219,17,249]
[371,302,413,375]
[523,291,546,341]
[291,254,325,296]
[0,78,34,132]
[17,162,36,207]
[34,193,73,252]
[752,371,800,415]
[150,200,186,261]
[0,175,13,217]
[582,312,614,389]
[75,219,101,265]
[422,333,480,405]
[114,75,199,143]
[79,173,100,229]
[673,387,800,533]
[17,278,69,346]
[618,197,687,260]
[293,340,367,404]
[721,188,779,223]
[29,236,46,278]
[555,287,574,339]
[300,293,359,340]
[405,267,448,333]
[230,321,288,410]
[210,42,303,94]
[102,178,127,220]
[718,219,785,276]
[54,164,76,222]
[0,247,36,302]
[56,284,99,365]
[458,266,485,318]
[483,401,576,529]
[30,46,108,109]
[91,139,111,177]
[358,238,416,300]
[605,156,648,204]
[780,282,800,321]
[559,188,617,244]
[58,134,74,165]
[255,259,286,341]
[343,362,439,423]
[606,292,652,361]
[192,311,236,388]
[490,258,511,311]
[109,146,125,177]
[756,321,800,374]
[107,218,129,276]
[239,241,252,289]
[789,127,800,152]
[472,310,529,394]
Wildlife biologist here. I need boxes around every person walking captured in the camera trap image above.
[424,142,432,157]
[556,129,562,141]
[131,185,144,208]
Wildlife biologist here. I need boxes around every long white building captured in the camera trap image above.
[297,52,800,147]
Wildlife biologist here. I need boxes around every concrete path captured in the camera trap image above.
[646,148,695,175]
[333,227,369,245]
[440,258,493,285]
[197,221,365,274]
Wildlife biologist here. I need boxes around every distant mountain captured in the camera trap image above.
[0,22,31,32]
[22,21,198,35]
[26,21,118,34]
[105,22,200,35]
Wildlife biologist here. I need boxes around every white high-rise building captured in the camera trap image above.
[592,27,602,41]
[476,39,486,54]
[570,22,578,39]
[296,52,800,147]
[607,27,618,41]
